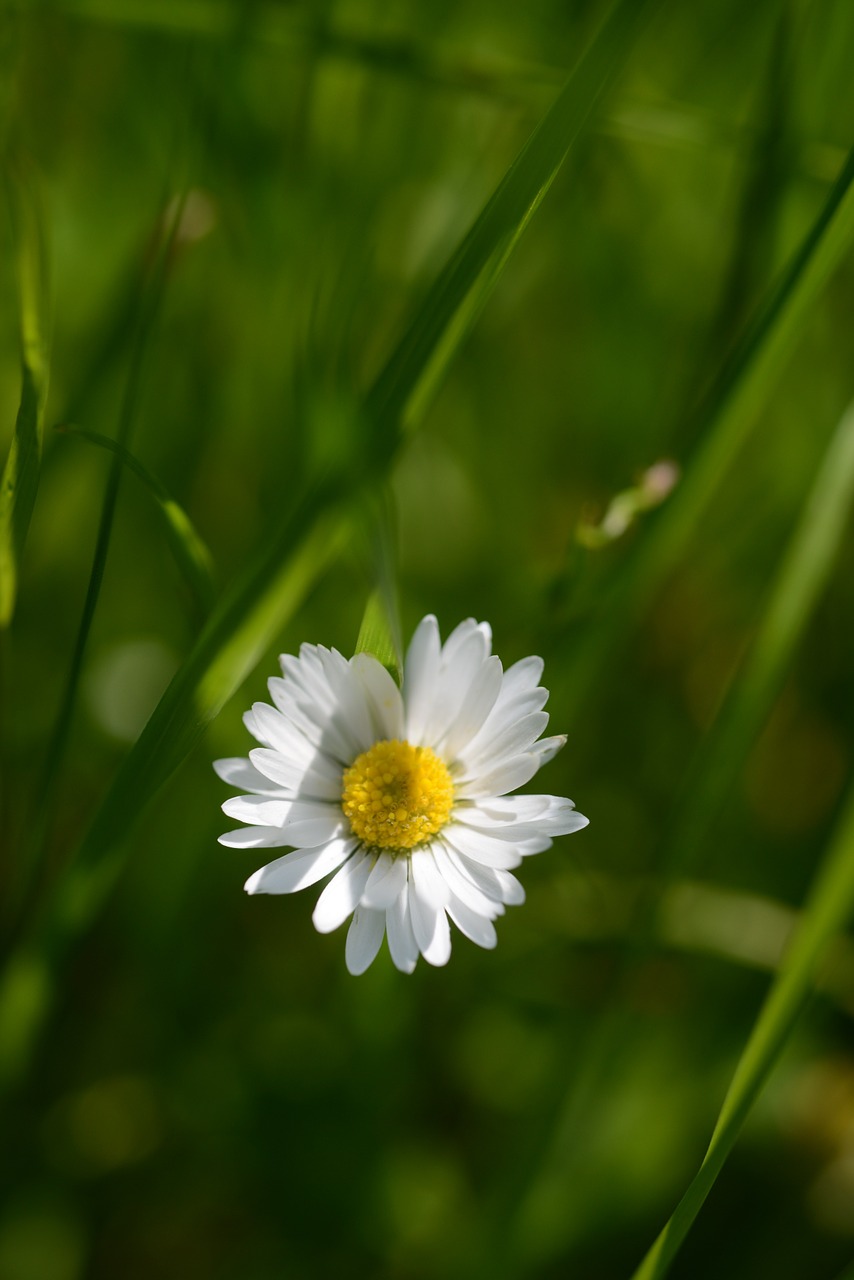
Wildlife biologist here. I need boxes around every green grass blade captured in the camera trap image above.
[5,196,188,928]
[59,425,217,618]
[355,590,401,683]
[664,395,854,873]
[354,487,403,682]
[562,140,854,716]
[0,165,50,627]
[631,781,854,1280]
[367,0,654,441]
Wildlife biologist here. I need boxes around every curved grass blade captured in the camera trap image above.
[507,395,854,1268]
[4,195,189,931]
[662,394,854,877]
[631,781,854,1280]
[561,139,854,718]
[367,0,655,442]
[0,164,50,627]
[58,425,216,618]
[0,0,655,1089]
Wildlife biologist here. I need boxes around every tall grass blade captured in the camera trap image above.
[59,425,216,618]
[0,0,654,1087]
[6,196,188,927]
[509,393,854,1268]
[664,395,854,874]
[367,0,654,441]
[563,141,854,716]
[0,165,50,627]
[631,781,854,1280]
[354,489,403,682]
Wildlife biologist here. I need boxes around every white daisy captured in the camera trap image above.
[215,615,588,975]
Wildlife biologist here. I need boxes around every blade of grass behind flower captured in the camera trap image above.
[58,425,216,619]
[504,392,854,1273]
[0,163,50,627]
[354,489,403,682]
[560,139,854,719]
[660,393,854,881]
[631,780,854,1280]
[6,195,188,929]
[0,0,655,1089]
[366,0,654,442]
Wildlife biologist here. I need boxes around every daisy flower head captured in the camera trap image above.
[215,616,588,975]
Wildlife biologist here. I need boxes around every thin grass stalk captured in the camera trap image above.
[631,780,854,1279]
[503,390,854,1268]
[7,194,188,926]
[558,139,854,722]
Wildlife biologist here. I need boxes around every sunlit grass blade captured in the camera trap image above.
[562,140,854,716]
[0,164,50,627]
[662,394,854,875]
[0,0,654,1089]
[631,781,854,1280]
[58,425,216,618]
[367,0,654,440]
[354,489,403,682]
[5,195,188,929]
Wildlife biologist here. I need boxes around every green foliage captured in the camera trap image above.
[0,165,50,626]
[1,2,854,1279]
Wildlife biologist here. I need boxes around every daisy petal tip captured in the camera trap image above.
[244,868,265,894]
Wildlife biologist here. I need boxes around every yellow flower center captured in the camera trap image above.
[341,739,454,851]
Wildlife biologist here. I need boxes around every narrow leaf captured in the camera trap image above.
[563,140,854,716]
[664,395,854,872]
[632,782,854,1280]
[59,425,217,617]
[0,166,50,626]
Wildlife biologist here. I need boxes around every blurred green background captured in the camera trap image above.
[2,0,854,1277]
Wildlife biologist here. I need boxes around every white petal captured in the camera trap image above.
[424,629,489,746]
[445,847,508,909]
[440,617,481,662]
[218,825,296,849]
[459,798,588,841]
[403,615,441,745]
[409,847,451,909]
[446,896,498,949]
[345,907,386,975]
[444,824,523,870]
[454,795,551,827]
[409,888,452,967]
[494,869,526,905]
[317,647,375,754]
[457,711,549,776]
[534,735,567,765]
[386,884,418,974]
[247,747,343,801]
[250,702,319,765]
[263,684,354,765]
[439,655,504,760]
[455,754,540,799]
[213,757,285,796]
[222,795,292,826]
[312,849,374,933]
[498,655,544,698]
[244,838,357,894]
[282,814,348,848]
[432,841,503,916]
[351,653,405,740]
[462,688,548,761]
[362,854,409,909]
